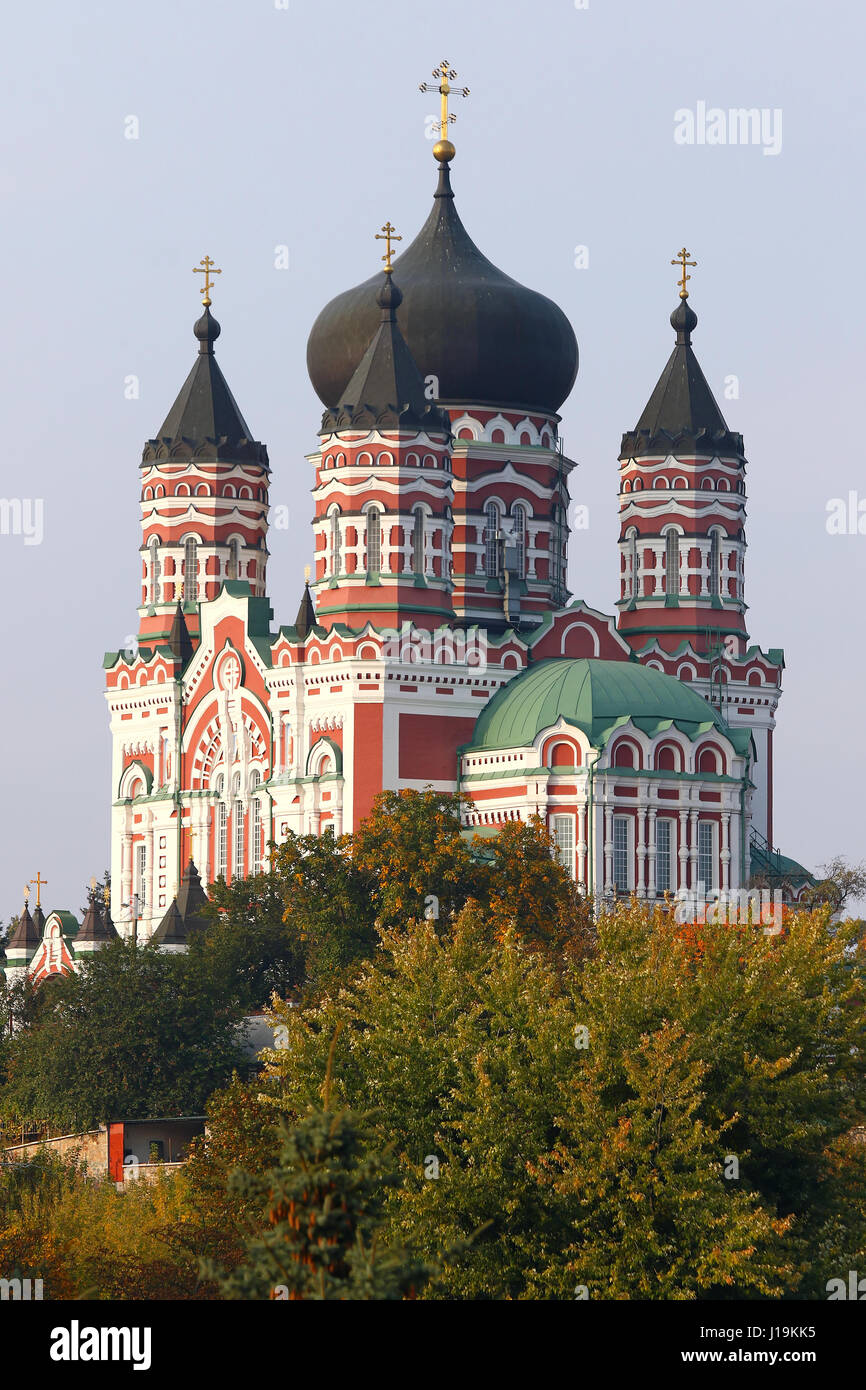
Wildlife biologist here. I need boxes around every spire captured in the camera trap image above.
[7,898,40,954]
[620,296,744,460]
[76,897,118,947]
[166,601,194,666]
[142,276,268,464]
[321,267,451,435]
[294,578,317,640]
[152,859,210,950]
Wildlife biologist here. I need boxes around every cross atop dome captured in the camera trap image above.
[419,59,470,163]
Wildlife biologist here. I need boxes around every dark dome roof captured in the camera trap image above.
[307,163,579,415]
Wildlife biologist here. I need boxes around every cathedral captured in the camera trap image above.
[87,68,812,947]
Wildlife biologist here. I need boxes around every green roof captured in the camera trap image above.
[468,658,751,754]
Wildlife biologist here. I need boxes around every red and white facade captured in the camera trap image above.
[102,160,794,938]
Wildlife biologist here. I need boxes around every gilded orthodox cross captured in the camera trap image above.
[29,871,48,908]
[193,255,222,307]
[375,221,402,272]
[419,60,470,147]
[671,247,697,299]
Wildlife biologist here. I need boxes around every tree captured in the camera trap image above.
[528,1021,793,1299]
[213,1102,430,1300]
[0,940,251,1132]
[801,856,866,918]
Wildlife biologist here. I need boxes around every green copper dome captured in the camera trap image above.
[471,658,748,752]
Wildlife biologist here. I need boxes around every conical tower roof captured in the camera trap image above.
[321,272,451,435]
[152,860,210,948]
[143,307,268,464]
[294,581,317,640]
[166,601,194,667]
[8,901,40,953]
[77,899,119,946]
[307,161,578,414]
[620,298,744,459]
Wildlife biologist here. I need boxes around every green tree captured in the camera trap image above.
[0,940,250,1131]
[214,1102,430,1300]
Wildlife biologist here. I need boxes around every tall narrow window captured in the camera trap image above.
[512,504,526,578]
[216,801,227,879]
[655,818,672,893]
[366,510,381,574]
[184,537,198,602]
[629,531,638,598]
[135,843,147,908]
[149,537,161,604]
[330,509,342,576]
[227,538,240,581]
[412,508,425,576]
[234,800,245,881]
[485,502,500,577]
[697,820,714,894]
[709,531,720,597]
[552,815,575,879]
[251,772,262,872]
[613,817,630,893]
[665,531,679,598]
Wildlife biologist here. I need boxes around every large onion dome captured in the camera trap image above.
[307,162,578,415]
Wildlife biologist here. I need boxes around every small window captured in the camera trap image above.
[366,510,381,574]
[135,843,147,908]
[613,817,630,893]
[149,537,161,604]
[485,502,500,578]
[552,815,575,879]
[697,821,714,893]
[184,537,198,602]
[655,818,673,893]
[665,531,679,597]
[217,802,227,879]
[709,531,720,597]
[412,508,425,576]
[233,801,245,881]
[512,504,526,578]
[330,509,342,576]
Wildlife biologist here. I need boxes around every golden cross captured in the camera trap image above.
[304,564,311,583]
[419,59,470,140]
[193,255,222,307]
[671,247,697,299]
[375,221,402,273]
[29,872,48,908]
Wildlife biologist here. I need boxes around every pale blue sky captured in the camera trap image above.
[1,0,863,918]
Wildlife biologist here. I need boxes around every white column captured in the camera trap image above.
[646,807,657,899]
[721,811,731,892]
[636,804,647,899]
[678,808,689,893]
[577,802,587,890]
[603,804,613,894]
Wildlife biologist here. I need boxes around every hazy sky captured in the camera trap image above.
[1,0,863,919]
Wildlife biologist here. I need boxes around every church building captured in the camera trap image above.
[98,66,810,942]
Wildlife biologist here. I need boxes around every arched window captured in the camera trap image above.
[330,509,342,576]
[485,502,500,577]
[227,538,240,581]
[628,530,638,599]
[709,531,720,597]
[665,531,679,598]
[233,798,245,881]
[184,537,198,602]
[512,504,526,578]
[216,800,227,879]
[365,509,381,575]
[412,508,425,576]
[250,772,262,873]
[149,537,161,604]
